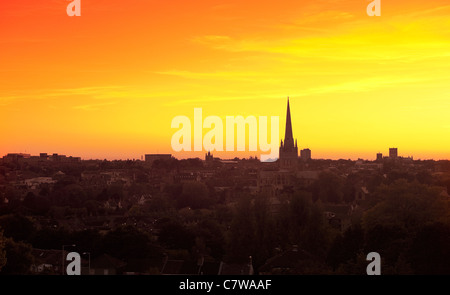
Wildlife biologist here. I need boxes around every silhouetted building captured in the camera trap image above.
[376,153,383,162]
[279,98,298,169]
[51,153,66,162]
[300,148,311,161]
[389,148,398,159]
[3,152,80,163]
[2,153,30,163]
[205,151,213,162]
[145,154,172,164]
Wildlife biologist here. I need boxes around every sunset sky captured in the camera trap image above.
[1,0,449,160]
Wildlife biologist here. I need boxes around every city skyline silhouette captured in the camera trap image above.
[1,1,449,161]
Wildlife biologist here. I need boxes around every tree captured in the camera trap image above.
[415,170,434,185]
[0,238,34,274]
[51,184,87,208]
[126,204,145,217]
[364,224,407,269]
[152,158,179,170]
[326,234,344,270]
[164,183,183,201]
[410,223,450,274]
[363,180,449,231]
[143,194,172,213]
[158,221,194,250]
[96,188,109,201]
[84,199,102,216]
[227,195,256,263]
[23,192,50,215]
[70,229,102,255]
[289,192,311,229]
[326,225,364,271]
[252,194,276,267]
[303,203,330,257]
[0,214,36,242]
[446,179,450,195]
[192,220,225,260]
[312,172,344,203]
[109,184,124,201]
[98,226,162,272]
[0,231,6,272]
[342,173,361,203]
[31,227,70,250]
[335,252,369,275]
[178,182,211,209]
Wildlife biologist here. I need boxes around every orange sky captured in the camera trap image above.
[1,0,449,160]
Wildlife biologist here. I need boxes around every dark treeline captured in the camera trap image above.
[0,158,450,274]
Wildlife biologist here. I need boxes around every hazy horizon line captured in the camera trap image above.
[2,152,448,162]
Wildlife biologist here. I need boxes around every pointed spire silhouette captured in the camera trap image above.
[284,97,294,149]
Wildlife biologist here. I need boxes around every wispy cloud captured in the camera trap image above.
[73,101,118,111]
[191,6,450,65]
[406,4,450,17]
[155,70,272,82]
[295,76,434,97]
[0,85,126,106]
[163,92,284,107]
[161,74,434,106]
[192,31,450,63]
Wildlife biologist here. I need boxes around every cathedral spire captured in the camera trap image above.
[284,97,294,148]
[279,97,298,169]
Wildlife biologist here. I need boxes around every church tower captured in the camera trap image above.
[279,98,298,169]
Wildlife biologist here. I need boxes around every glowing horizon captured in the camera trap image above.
[1,0,449,161]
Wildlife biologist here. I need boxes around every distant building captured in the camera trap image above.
[46,153,81,163]
[354,160,383,171]
[279,98,298,170]
[145,154,172,164]
[296,170,320,186]
[376,153,383,162]
[174,171,201,183]
[205,151,214,162]
[3,152,80,163]
[24,177,56,190]
[389,148,398,159]
[2,153,30,163]
[300,148,311,161]
[258,170,294,193]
